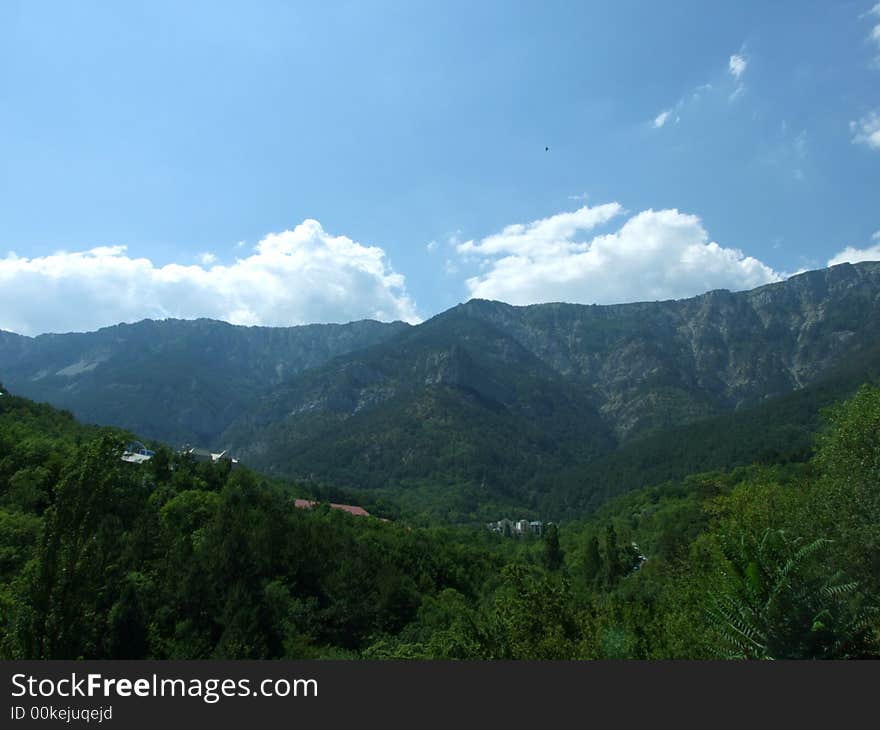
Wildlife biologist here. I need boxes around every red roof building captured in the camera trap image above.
[293,498,371,518]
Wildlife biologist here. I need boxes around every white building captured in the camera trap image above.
[121,441,155,464]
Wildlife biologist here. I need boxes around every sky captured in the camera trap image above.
[1,0,879,335]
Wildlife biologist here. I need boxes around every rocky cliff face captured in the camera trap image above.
[443,262,880,438]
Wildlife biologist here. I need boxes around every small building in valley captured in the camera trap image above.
[294,498,372,518]
[121,441,155,464]
[487,518,544,536]
[181,446,240,469]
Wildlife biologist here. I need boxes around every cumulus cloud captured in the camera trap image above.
[0,220,420,335]
[458,204,782,306]
[828,245,880,265]
[198,252,217,266]
[457,203,624,258]
[851,111,880,149]
[827,231,880,266]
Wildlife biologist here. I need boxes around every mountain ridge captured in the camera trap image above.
[212,262,880,513]
[0,316,410,445]
[3,261,880,519]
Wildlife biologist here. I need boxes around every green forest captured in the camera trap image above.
[0,380,878,659]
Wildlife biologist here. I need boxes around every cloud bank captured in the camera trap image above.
[458,204,783,306]
[0,220,419,335]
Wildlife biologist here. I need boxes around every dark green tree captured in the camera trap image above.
[603,524,624,586]
[149,445,173,484]
[23,434,143,658]
[543,523,564,571]
[490,565,581,659]
[811,384,880,593]
[583,535,602,588]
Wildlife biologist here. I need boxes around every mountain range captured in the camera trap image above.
[0,317,407,447]
[3,261,880,519]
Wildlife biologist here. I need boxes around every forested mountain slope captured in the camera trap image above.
[221,262,880,513]
[2,383,879,660]
[3,262,880,519]
[0,318,408,446]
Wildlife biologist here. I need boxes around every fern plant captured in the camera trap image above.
[706,528,877,659]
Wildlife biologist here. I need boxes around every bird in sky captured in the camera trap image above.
[545,146,550,152]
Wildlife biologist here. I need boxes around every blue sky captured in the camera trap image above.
[1,0,879,334]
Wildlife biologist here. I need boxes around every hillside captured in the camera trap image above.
[220,262,880,515]
[2,383,879,660]
[549,335,880,515]
[220,312,616,518]
[446,261,880,439]
[3,262,880,520]
[0,317,408,446]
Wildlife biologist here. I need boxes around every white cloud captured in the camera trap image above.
[828,245,880,265]
[728,54,747,80]
[869,4,880,40]
[650,52,741,127]
[653,110,672,128]
[0,219,420,335]
[198,252,217,266]
[827,230,880,265]
[426,240,438,252]
[691,83,713,100]
[457,203,624,258]
[851,111,880,149]
[828,245,880,266]
[860,4,880,64]
[728,53,748,100]
[458,204,782,306]
[446,230,463,248]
